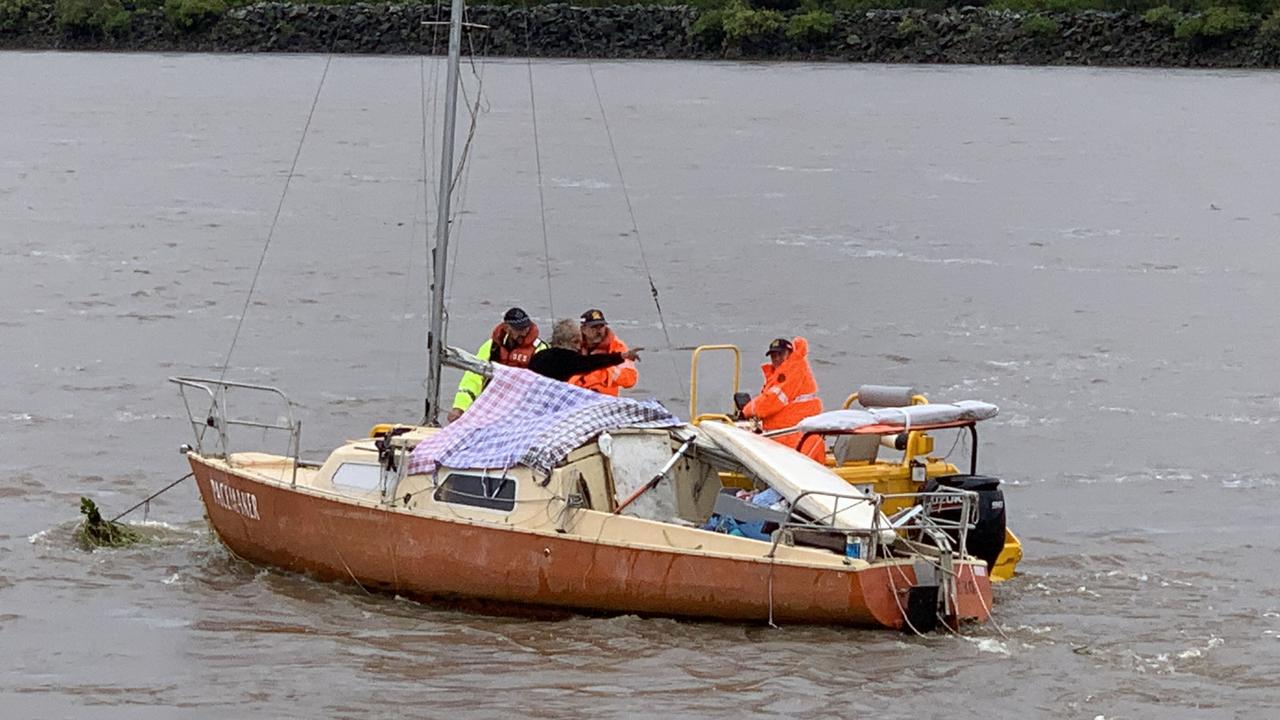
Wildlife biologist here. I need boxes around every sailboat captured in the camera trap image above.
[170,0,1007,631]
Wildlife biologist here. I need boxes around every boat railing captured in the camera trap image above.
[169,376,301,471]
[769,487,978,562]
[878,488,979,560]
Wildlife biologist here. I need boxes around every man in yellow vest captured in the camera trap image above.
[447,307,548,422]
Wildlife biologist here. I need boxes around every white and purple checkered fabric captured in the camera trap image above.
[407,364,680,475]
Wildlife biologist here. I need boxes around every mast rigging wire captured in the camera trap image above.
[571,17,687,399]
[216,55,334,381]
[401,4,445,389]
[445,12,491,302]
[522,5,557,319]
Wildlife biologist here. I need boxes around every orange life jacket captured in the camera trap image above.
[741,336,825,462]
[487,322,542,368]
[570,328,637,396]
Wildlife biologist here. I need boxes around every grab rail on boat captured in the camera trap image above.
[767,487,978,563]
[169,376,302,483]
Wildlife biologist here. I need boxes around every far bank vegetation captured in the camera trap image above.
[2,0,1280,52]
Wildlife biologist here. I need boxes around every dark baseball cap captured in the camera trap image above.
[580,309,607,326]
[503,307,532,329]
[766,338,793,355]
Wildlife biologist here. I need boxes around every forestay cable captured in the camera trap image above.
[217,55,334,380]
[522,6,556,319]
[199,54,332,452]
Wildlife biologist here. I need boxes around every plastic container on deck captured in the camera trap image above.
[844,535,863,559]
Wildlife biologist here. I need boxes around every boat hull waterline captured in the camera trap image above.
[189,455,993,629]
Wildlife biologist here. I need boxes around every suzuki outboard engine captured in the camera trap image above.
[920,474,1006,570]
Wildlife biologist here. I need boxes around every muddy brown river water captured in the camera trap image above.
[3,52,1280,718]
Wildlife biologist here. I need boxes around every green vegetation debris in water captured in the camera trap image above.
[75,496,147,550]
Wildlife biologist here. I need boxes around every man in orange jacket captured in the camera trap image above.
[740,337,826,463]
[570,308,638,396]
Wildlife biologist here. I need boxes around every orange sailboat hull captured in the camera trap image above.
[190,457,992,629]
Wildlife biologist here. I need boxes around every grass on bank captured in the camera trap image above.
[3,0,1280,44]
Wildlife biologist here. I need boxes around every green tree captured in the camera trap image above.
[786,9,835,41]
[56,0,125,35]
[163,0,225,32]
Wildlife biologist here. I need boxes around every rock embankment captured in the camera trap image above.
[3,3,1279,67]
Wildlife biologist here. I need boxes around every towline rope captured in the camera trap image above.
[110,472,194,523]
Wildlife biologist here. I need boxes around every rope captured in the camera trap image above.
[423,0,444,222]
[110,472,193,523]
[570,14,685,398]
[449,57,485,196]
[396,45,443,385]
[887,561,928,637]
[522,5,556,318]
[216,55,333,381]
[766,555,779,629]
[446,16,490,302]
[323,514,373,596]
[974,566,1011,640]
[941,426,964,462]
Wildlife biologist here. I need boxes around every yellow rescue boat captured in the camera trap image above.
[688,344,1023,581]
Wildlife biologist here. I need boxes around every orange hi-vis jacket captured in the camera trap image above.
[571,328,637,396]
[741,336,826,462]
[486,322,543,367]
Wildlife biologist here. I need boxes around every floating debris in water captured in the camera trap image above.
[75,497,145,550]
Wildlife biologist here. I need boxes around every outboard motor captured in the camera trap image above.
[920,474,1006,571]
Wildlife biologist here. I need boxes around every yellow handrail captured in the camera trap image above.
[689,344,741,424]
[837,392,932,467]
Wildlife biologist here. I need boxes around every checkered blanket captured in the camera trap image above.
[407,364,681,475]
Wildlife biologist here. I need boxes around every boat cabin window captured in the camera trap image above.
[331,462,383,491]
[433,473,516,512]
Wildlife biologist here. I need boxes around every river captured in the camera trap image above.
[3,51,1279,718]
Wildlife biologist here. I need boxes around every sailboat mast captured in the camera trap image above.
[424,0,466,426]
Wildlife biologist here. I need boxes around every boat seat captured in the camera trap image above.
[833,435,879,465]
[829,385,917,465]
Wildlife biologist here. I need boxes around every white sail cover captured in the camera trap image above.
[795,400,999,434]
[698,422,891,537]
